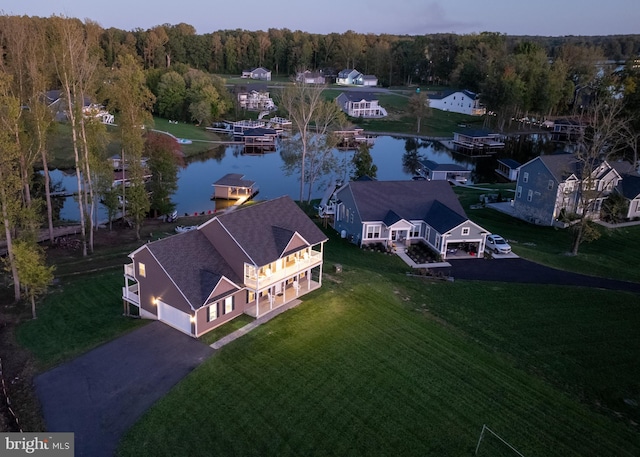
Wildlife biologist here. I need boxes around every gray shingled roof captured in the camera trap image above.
[620,173,640,199]
[146,230,242,309]
[538,154,580,182]
[337,92,379,102]
[346,180,468,232]
[213,173,256,188]
[216,196,328,266]
[429,89,478,100]
[425,200,468,233]
[498,158,521,169]
[454,128,497,137]
[143,197,326,308]
[420,159,469,173]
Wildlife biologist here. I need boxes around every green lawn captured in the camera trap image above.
[116,243,640,456]
[16,269,147,370]
[14,204,640,455]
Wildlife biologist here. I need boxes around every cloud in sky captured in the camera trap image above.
[1,0,639,36]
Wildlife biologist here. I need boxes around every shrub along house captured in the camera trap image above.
[332,180,488,259]
[122,196,327,337]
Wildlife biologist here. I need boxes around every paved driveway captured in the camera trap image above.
[445,258,640,294]
[35,321,214,457]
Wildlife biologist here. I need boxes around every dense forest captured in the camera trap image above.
[100,24,640,85]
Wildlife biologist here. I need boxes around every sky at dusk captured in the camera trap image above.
[2,0,638,36]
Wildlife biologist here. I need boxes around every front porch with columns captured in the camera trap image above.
[244,270,321,318]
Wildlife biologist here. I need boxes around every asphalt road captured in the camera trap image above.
[35,321,214,457]
[445,258,640,294]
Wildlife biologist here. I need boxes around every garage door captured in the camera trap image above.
[157,300,192,335]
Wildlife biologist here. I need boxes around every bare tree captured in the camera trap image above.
[24,18,57,245]
[49,16,102,255]
[570,96,628,255]
[279,81,342,202]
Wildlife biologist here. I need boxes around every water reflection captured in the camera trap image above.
[50,133,555,222]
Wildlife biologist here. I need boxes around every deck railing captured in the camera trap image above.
[122,283,140,305]
[124,263,135,278]
[244,251,322,289]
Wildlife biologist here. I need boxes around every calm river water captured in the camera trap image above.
[51,135,499,222]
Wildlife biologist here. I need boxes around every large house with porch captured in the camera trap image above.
[332,180,488,259]
[122,196,327,337]
[336,92,387,118]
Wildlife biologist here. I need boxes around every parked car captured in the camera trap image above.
[486,234,511,254]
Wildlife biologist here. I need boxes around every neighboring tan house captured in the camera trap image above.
[617,173,640,220]
[512,154,632,226]
[336,69,378,86]
[332,180,488,259]
[296,70,326,84]
[428,90,485,116]
[336,92,387,118]
[241,67,272,81]
[122,196,328,337]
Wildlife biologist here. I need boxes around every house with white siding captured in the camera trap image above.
[335,92,387,118]
[428,90,485,116]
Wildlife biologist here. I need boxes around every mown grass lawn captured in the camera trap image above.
[114,235,640,457]
[16,269,147,370]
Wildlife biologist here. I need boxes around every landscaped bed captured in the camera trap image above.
[405,241,441,263]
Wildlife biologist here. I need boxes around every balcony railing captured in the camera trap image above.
[122,283,140,305]
[124,263,135,278]
[244,251,322,289]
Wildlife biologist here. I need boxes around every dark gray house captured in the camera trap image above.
[512,154,630,226]
[332,180,488,259]
[123,196,327,337]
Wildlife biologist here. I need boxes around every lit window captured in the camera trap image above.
[208,303,218,322]
[138,262,146,277]
[224,296,234,314]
